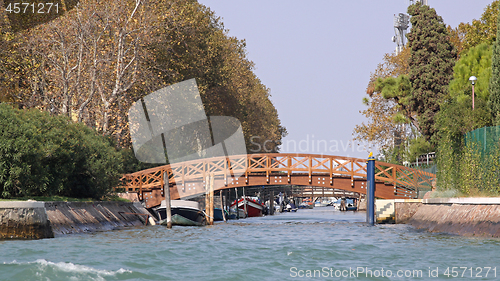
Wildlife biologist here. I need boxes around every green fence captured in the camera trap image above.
[410,164,436,174]
[455,125,500,194]
[465,126,500,156]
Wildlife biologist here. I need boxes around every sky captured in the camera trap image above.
[197,0,495,158]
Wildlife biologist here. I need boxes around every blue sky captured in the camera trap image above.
[197,0,495,158]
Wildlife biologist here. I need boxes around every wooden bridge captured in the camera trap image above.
[118,153,436,208]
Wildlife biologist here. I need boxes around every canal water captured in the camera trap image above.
[1,207,499,280]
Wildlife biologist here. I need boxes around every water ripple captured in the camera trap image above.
[1,207,499,280]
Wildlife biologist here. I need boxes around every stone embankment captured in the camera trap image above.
[0,200,151,239]
[408,198,500,237]
[0,201,53,239]
[376,197,500,238]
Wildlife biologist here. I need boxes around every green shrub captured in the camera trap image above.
[0,104,122,199]
[119,147,159,175]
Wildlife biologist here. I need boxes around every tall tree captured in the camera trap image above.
[353,47,412,159]
[461,1,499,54]
[5,0,286,153]
[446,1,499,58]
[374,75,416,130]
[435,43,494,145]
[489,6,500,125]
[25,0,152,133]
[150,0,286,152]
[0,5,14,102]
[353,93,400,155]
[407,3,456,142]
[0,4,37,106]
[449,43,492,103]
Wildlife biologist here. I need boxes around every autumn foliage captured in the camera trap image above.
[0,0,285,151]
[0,0,286,198]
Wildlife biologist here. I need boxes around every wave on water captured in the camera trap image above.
[3,259,132,281]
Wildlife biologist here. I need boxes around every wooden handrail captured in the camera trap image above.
[117,153,435,195]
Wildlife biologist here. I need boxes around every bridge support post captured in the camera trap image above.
[163,172,172,229]
[366,154,375,226]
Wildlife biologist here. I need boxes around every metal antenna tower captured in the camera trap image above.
[392,0,428,55]
[392,13,409,55]
[410,0,428,5]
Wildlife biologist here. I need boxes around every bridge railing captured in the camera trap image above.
[117,153,435,197]
[373,161,434,197]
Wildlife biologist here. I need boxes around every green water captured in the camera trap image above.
[1,207,499,280]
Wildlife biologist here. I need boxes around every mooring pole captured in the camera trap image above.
[163,171,172,229]
[205,175,210,224]
[269,190,274,215]
[243,187,247,218]
[235,187,239,220]
[366,153,375,226]
[220,190,226,222]
[225,190,230,216]
[208,174,214,225]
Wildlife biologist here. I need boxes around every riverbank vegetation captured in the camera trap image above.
[0,195,129,202]
[0,0,286,199]
[0,104,123,199]
[354,1,500,196]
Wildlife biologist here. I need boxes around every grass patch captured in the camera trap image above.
[0,196,93,202]
[0,194,131,202]
[431,188,500,198]
[102,194,131,202]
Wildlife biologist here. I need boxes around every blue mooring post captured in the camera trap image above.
[366,153,375,226]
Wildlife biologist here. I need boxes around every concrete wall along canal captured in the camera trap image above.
[5,197,500,239]
[0,201,53,239]
[0,201,151,239]
[376,197,500,237]
[408,198,500,237]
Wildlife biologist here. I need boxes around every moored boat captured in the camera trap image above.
[212,208,230,221]
[228,208,247,219]
[345,205,358,211]
[230,197,265,217]
[336,198,358,212]
[156,200,206,226]
[314,200,328,207]
[298,198,314,209]
[286,202,298,212]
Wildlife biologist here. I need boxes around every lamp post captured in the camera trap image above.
[469,76,477,110]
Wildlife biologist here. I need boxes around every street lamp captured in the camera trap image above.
[469,76,477,110]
